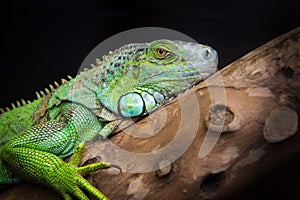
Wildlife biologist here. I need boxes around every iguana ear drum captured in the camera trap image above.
[118,93,144,117]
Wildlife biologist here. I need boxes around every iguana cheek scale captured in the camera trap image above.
[0,39,218,199]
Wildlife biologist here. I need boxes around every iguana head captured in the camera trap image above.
[79,39,218,118]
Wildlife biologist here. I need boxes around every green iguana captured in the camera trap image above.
[0,39,218,200]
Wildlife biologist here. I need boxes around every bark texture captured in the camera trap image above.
[1,27,300,200]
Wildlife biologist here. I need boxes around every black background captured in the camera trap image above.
[0,0,299,199]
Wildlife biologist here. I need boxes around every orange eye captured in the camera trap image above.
[156,48,168,58]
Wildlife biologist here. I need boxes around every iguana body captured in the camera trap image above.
[0,40,218,199]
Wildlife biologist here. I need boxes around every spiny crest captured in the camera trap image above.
[0,99,28,113]
[0,75,73,114]
[89,43,147,69]
[77,43,148,84]
[34,76,71,99]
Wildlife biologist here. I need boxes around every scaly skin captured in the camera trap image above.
[0,40,218,199]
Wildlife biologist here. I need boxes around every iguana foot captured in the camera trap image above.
[2,142,110,200]
[57,142,111,200]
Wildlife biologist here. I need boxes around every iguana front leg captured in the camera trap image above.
[2,141,110,200]
[0,102,111,199]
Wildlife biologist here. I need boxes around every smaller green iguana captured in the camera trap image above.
[0,39,218,200]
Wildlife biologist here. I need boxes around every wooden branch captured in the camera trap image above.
[1,27,300,200]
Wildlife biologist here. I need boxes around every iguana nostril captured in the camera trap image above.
[204,49,211,59]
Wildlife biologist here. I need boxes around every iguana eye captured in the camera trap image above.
[156,48,168,58]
